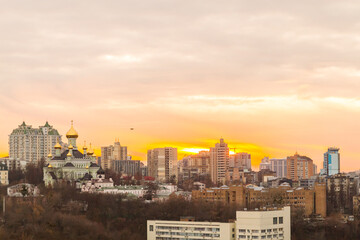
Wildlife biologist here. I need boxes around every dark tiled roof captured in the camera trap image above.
[97,168,105,174]
[64,162,75,167]
[90,163,99,168]
[82,173,93,180]
[51,149,85,160]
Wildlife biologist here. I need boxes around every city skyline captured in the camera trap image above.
[0,120,345,171]
[2,1,360,171]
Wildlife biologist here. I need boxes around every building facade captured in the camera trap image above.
[188,151,211,174]
[260,157,271,170]
[101,141,128,170]
[9,121,62,163]
[147,147,178,182]
[286,153,314,181]
[192,184,326,217]
[322,147,340,176]
[0,163,9,185]
[111,159,140,176]
[43,122,101,186]
[147,207,291,240]
[270,158,287,178]
[230,152,251,170]
[327,173,356,215]
[210,138,230,184]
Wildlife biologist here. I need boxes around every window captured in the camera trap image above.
[279,217,283,224]
[273,217,278,225]
[149,225,153,231]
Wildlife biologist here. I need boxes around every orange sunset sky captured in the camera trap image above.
[1,1,360,171]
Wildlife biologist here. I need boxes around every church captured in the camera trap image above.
[43,122,103,186]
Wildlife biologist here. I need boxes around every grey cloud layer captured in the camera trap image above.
[1,0,360,107]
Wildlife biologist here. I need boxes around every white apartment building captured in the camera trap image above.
[210,138,230,184]
[147,207,291,240]
[147,147,178,182]
[236,207,291,240]
[148,220,235,240]
[9,121,62,163]
[270,158,287,178]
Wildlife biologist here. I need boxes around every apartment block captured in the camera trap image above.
[192,184,326,217]
[147,147,178,182]
[101,141,127,169]
[111,159,140,176]
[286,153,314,181]
[9,121,62,163]
[147,207,291,240]
[210,138,229,184]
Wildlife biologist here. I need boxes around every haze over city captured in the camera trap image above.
[1,0,360,171]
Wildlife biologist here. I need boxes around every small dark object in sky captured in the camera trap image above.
[130,128,134,130]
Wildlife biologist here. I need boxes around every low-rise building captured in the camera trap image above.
[192,184,326,217]
[7,183,40,197]
[0,163,9,185]
[147,207,291,240]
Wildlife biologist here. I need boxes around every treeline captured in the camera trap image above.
[0,184,238,240]
[2,163,360,239]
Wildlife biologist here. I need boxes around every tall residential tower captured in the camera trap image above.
[210,138,229,184]
[9,121,62,163]
[147,147,178,182]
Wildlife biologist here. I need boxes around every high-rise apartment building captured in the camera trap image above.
[322,147,340,176]
[9,121,62,163]
[147,147,178,182]
[101,141,127,169]
[286,152,314,181]
[270,158,287,178]
[259,157,271,170]
[188,151,211,174]
[230,152,251,170]
[210,138,230,184]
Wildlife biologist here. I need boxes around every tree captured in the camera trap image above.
[144,182,159,200]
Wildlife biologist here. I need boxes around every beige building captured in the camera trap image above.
[147,147,178,182]
[192,184,327,217]
[101,141,127,169]
[230,152,251,170]
[147,207,291,240]
[189,151,211,174]
[210,138,230,184]
[9,121,62,163]
[286,152,314,181]
[0,163,9,185]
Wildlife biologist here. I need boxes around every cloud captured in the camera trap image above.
[1,1,360,170]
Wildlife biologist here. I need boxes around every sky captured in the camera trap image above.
[1,0,360,171]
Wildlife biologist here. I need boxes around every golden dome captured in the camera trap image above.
[92,153,96,157]
[83,141,88,150]
[86,165,89,169]
[48,153,53,158]
[67,152,72,157]
[48,164,52,168]
[68,144,74,149]
[66,121,78,139]
[54,142,62,149]
[87,143,94,155]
